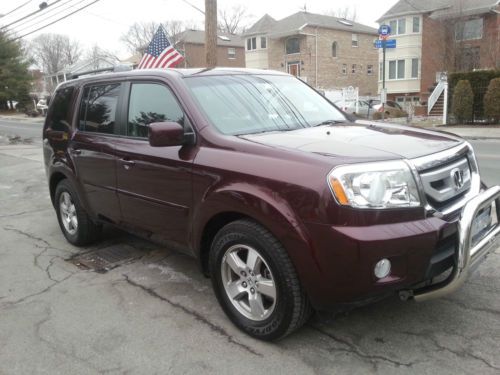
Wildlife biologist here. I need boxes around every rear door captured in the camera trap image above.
[70,82,123,223]
[114,81,197,248]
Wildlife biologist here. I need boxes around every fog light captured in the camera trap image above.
[374,258,391,279]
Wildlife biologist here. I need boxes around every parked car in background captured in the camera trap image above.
[37,99,48,115]
[43,68,500,341]
[334,100,373,118]
[370,100,408,118]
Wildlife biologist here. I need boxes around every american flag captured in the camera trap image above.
[137,27,184,69]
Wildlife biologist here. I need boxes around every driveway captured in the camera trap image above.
[0,144,499,374]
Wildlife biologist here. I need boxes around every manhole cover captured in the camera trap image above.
[68,244,146,273]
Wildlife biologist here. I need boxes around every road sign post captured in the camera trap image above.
[378,25,392,121]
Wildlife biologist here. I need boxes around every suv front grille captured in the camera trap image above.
[410,143,481,216]
[419,155,472,211]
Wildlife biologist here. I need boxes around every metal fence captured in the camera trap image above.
[448,85,491,124]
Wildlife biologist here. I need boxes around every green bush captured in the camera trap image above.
[449,70,500,119]
[452,80,473,123]
[484,78,500,124]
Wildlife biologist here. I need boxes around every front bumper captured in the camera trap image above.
[411,186,500,301]
[300,187,500,310]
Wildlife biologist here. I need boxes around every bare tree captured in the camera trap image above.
[218,5,247,34]
[30,33,81,74]
[325,6,358,21]
[86,44,119,71]
[164,20,184,46]
[121,20,186,55]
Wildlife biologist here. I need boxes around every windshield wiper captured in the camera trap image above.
[313,120,344,127]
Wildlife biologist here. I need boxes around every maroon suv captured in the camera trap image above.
[43,68,500,340]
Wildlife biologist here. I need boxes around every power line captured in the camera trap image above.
[8,0,76,31]
[0,0,33,18]
[9,0,101,41]
[8,0,87,36]
[0,0,64,30]
[179,0,204,15]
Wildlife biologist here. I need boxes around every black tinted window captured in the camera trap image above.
[79,83,120,134]
[49,86,74,131]
[127,83,184,138]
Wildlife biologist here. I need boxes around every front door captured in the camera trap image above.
[287,62,300,77]
[114,82,197,248]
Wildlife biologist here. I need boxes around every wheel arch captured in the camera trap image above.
[194,187,321,291]
[49,171,68,206]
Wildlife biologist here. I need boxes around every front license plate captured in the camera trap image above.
[471,206,492,245]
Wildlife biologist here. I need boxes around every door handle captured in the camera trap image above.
[121,159,136,170]
[71,149,82,155]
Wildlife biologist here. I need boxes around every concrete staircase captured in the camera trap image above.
[429,91,444,116]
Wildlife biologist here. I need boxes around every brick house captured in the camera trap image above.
[176,30,245,68]
[244,12,379,95]
[377,0,500,114]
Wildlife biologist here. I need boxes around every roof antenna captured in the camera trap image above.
[300,3,307,13]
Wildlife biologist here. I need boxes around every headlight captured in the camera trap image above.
[328,160,421,209]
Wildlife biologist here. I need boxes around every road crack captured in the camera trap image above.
[400,330,500,371]
[122,274,262,357]
[308,324,415,369]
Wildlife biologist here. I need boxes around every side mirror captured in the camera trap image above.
[148,121,184,147]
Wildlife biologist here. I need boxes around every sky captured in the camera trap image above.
[0,0,399,59]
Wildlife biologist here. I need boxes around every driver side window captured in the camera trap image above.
[127,83,184,138]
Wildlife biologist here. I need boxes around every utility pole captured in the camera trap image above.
[382,39,386,121]
[205,0,217,68]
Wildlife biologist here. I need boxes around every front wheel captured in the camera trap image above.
[210,219,311,341]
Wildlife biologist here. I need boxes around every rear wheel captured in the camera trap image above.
[55,179,101,246]
[210,219,311,341]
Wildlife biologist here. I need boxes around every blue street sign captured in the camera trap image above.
[378,24,391,36]
[374,39,396,48]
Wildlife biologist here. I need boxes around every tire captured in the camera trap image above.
[210,219,312,341]
[54,179,101,246]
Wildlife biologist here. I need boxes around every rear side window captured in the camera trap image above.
[48,86,74,131]
[127,83,184,138]
[79,83,121,134]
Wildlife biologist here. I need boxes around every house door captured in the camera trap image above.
[288,62,300,77]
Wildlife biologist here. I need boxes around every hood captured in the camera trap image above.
[240,121,463,160]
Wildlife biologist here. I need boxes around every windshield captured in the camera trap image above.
[185,74,346,135]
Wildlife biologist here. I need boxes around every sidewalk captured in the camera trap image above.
[0,113,45,123]
[416,125,500,140]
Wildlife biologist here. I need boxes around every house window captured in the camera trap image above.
[455,18,483,41]
[351,64,357,74]
[228,48,236,59]
[388,18,406,35]
[397,59,405,79]
[397,18,406,34]
[412,17,420,33]
[388,59,405,79]
[246,37,257,51]
[260,37,267,49]
[389,20,397,34]
[285,37,300,54]
[351,34,358,47]
[389,61,396,79]
[457,47,481,71]
[411,58,419,78]
[367,64,373,75]
[342,64,347,75]
[332,41,338,57]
